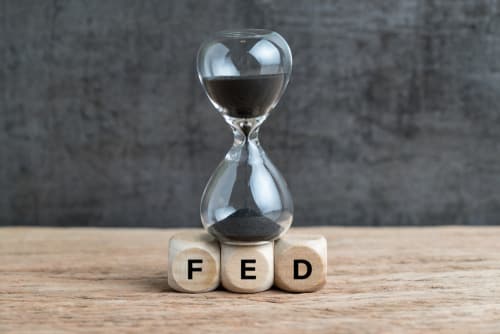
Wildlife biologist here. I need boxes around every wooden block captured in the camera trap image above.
[274,235,327,292]
[167,231,220,293]
[221,242,274,293]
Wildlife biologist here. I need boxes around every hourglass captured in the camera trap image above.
[197,29,293,245]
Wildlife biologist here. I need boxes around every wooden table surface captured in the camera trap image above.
[1,227,499,333]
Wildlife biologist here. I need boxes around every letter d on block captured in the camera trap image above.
[294,259,312,279]
[168,232,220,293]
[274,235,327,292]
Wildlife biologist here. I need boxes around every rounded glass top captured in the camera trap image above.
[197,29,292,79]
[197,29,292,120]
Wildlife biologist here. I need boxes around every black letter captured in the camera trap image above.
[294,259,312,279]
[188,259,203,279]
[241,259,256,279]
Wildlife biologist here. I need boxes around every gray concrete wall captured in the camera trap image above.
[1,0,500,227]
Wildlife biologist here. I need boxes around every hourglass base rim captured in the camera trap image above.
[219,240,274,246]
[205,226,287,245]
[204,222,291,246]
[202,210,293,246]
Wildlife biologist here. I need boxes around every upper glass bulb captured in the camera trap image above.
[197,29,292,120]
[197,29,293,245]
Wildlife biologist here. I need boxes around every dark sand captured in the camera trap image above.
[208,208,284,242]
[203,73,284,119]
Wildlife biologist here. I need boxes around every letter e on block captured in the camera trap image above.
[221,243,273,293]
[168,231,220,293]
[274,235,327,292]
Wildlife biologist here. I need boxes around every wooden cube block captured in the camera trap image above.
[167,231,220,293]
[274,235,327,292]
[221,242,274,293]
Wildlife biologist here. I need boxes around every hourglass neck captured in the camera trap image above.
[233,124,259,145]
[225,122,263,164]
[225,116,266,146]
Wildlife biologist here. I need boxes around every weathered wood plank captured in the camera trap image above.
[1,227,499,333]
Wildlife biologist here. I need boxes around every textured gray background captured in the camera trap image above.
[1,0,500,227]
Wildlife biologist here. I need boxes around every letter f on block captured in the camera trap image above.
[188,259,203,279]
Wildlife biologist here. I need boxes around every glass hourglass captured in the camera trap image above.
[197,29,293,245]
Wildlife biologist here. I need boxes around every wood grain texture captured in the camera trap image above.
[1,227,499,333]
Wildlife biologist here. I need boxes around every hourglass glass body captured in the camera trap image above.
[197,29,293,245]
